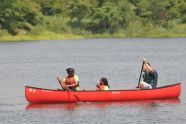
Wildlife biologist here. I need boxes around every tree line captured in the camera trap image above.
[0,0,186,35]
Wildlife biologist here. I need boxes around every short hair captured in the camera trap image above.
[66,68,75,74]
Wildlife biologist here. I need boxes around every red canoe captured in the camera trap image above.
[25,83,181,104]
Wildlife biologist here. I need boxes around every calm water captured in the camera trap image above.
[0,38,186,124]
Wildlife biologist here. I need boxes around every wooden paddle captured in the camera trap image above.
[57,76,81,101]
[137,61,144,87]
[57,76,71,92]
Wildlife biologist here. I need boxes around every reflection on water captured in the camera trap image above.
[26,98,180,111]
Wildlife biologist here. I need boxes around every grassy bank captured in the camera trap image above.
[1,32,186,42]
[0,31,83,42]
[83,32,186,39]
[1,23,186,42]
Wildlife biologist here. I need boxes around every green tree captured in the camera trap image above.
[34,0,64,16]
[85,2,125,33]
[67,0,91,28]
[0,0,42,34]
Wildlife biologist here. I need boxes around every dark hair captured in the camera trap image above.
[66,68,75,74]
[100,77,110,88]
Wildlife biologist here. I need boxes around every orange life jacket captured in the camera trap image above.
[64,76,76,85]
[96,85,106,91]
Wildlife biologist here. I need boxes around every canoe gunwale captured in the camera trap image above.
[25,83,181,92]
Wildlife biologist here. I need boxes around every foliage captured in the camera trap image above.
[0,0,186,36]
[0,0,41,34]
[34,0,64,16]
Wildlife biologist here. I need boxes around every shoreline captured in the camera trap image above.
[0,32,186,42]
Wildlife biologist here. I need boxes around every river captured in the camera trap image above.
[0,38,186,124]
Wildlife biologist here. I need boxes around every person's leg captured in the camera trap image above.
[139,81,152,89]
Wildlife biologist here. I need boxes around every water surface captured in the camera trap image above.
[0,38,186,124]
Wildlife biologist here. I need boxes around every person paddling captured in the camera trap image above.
[96,77,110,91]
[138,59,158,89]
[57,68,80,91]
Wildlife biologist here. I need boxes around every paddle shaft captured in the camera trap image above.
[57,76,72,92]
[137,61,144,87]
[57,76,80,101]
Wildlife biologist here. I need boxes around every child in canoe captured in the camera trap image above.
[96,77,110,91]
[57,68,80,91]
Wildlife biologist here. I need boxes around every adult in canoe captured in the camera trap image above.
[58,68,80,91]
[96,77,110,91]
[139,59,158,89]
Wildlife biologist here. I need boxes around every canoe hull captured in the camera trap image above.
[25,83,181,104]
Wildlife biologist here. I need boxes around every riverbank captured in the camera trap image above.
[0,31,84,42]
[1,31,186,42]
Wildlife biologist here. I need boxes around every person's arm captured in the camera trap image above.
[57,76,66,90]
[143,59,153,72]
[65,75,79,88]
[62,77,72,88]
[96,83,101,90]
[74,75,79,86]
[145,63,153,72]
[66,83,78,87]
